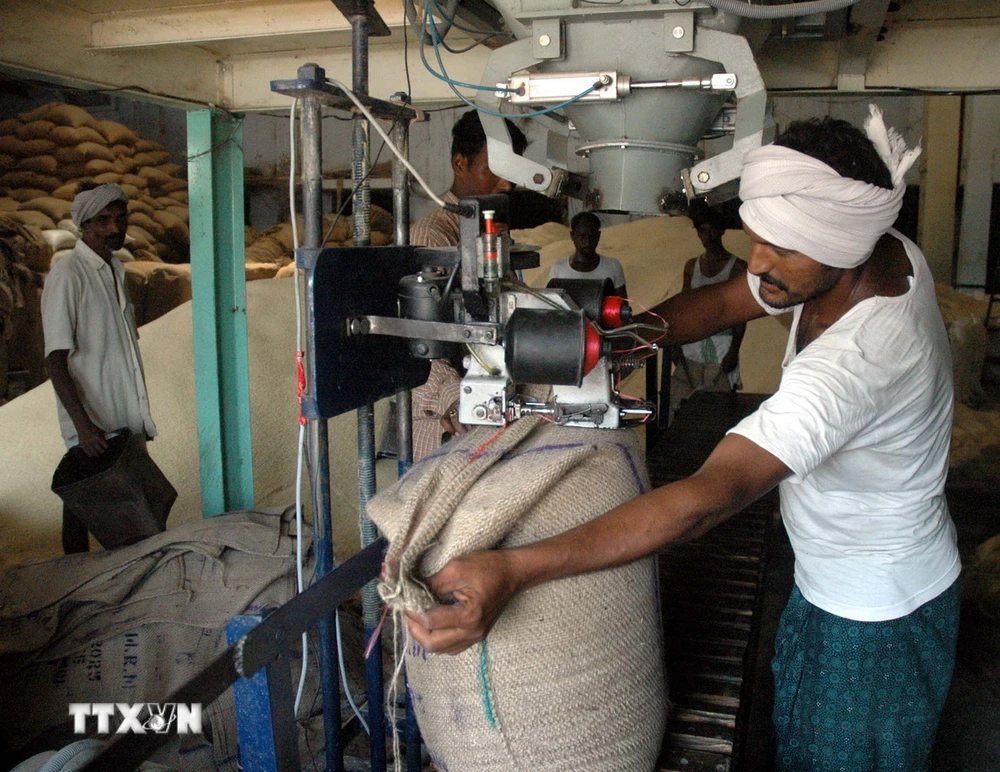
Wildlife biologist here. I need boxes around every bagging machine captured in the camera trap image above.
[283,1,864,432]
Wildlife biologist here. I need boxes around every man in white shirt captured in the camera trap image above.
[405,107,960,771]
[42,183,158,552]
[548,211,627,296]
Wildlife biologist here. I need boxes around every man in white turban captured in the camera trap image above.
[42,183,159,552]
[404,108,959,771]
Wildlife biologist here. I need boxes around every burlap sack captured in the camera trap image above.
[8,188,52,203]
[369,417,666,771]
[14,155,58,175]
[158,179,188,194]
[18,196,71,223]
[0,170,59,191]
[20,138,59,157]
[134,138,167,153]
[93,171,123,185]
[83,157,116,175]
[0,135,27,157]
[9,209,56,231]
[0,509,305,762]
[50,182,80,201]
[15,120,55,141]
[97,119,138,146]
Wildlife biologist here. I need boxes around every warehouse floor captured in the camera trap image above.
[930,385,1000,771]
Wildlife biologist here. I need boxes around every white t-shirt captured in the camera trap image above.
[548,255,627,292]
[42,240,157,448]
[729,230,959,621]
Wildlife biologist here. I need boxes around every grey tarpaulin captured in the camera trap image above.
[0,509,308,769]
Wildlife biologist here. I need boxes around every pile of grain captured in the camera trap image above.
[0,102,189,265]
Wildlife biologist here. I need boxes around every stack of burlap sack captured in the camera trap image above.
[0,217,46,403]
[244,204,395,278]
[0,101,189,264]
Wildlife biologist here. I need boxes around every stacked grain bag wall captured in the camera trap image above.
[0,102,189,263]
[0,102,197,402]
[244,203,395,278]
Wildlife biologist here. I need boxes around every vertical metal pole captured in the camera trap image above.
[350,13,386,772]
[186,108,254,516]
[390,97,413,479]
[390,94,422,771]
[299,62,344,772]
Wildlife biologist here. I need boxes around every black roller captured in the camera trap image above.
[505,308,589,386]
[544,277,614,321]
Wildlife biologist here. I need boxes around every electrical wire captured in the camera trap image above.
[418,3,603,119]
[288,98,310,719]
[467,344,500,376]
[287,98,370,733]
[324,76,449,210]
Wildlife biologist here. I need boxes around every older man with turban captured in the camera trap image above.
[42,183,159,553]
[404,107,960,771]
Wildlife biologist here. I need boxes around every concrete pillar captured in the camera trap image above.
[957,95,1000,289]
[918,95,962,284]
[187,108,254,516]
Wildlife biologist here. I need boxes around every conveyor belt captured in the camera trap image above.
[648,392,787,772]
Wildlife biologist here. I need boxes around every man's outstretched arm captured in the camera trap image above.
[406,433,791,654]
[644,272,766,348]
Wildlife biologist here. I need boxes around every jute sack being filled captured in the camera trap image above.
[369,416,666,771]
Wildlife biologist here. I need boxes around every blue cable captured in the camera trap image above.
[419,1,602,119]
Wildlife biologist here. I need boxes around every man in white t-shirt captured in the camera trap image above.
[42,183,159,552]
[548,211,627,296]
[405,108,960,772]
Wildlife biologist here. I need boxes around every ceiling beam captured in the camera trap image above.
[89,0,407,50]
[837,0,890,91]
[1,0,221,106]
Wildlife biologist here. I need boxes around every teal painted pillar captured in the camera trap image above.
[186,108,254,516]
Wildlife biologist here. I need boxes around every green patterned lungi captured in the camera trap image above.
[772,580,960,772]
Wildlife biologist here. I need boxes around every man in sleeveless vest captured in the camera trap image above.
[669,199,747,421]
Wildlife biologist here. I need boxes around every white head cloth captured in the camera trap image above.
[71,183,128,228]
[738,105,921,269]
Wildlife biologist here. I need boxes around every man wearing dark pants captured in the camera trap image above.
[42,183,158,553]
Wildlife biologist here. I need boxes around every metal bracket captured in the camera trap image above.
[271,68,425,124]
[685,27,773,198]
[327,0,391,37]
[348,316,501,345]
[476,37,553,192]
